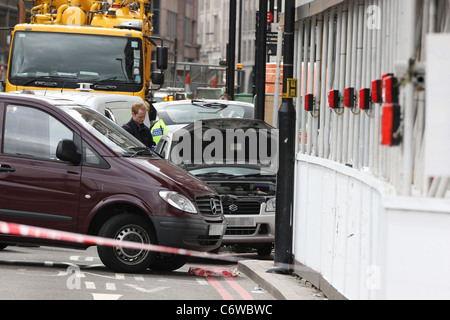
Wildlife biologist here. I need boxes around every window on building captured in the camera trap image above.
[152,0,160,35]
[184,18,192,43]
[167,10,177,40]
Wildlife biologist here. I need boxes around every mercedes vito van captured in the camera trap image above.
[0,92,225,273]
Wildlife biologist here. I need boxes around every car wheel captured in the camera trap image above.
[150,254,187,271]
[97,214,157,273]
[0,244,7,250]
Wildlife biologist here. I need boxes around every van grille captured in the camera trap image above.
[196,196,223,217]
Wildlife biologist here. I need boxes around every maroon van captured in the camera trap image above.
[0,92,225,273]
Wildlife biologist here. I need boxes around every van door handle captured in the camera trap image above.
[0,165,16,173]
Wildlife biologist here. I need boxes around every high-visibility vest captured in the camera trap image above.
[151,118,168,145]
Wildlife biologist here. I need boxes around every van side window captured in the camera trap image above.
[3,105,73,161]
[82,140,110,169]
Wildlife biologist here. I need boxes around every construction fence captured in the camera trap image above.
[288,0,450,197]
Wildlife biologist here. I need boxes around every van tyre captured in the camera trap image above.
[97,214,157,273]
[150,254,187,271]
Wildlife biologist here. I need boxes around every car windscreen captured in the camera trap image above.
[155,102,253,126]
[61,106,152,157]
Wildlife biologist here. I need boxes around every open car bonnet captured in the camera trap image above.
[168,118,279,176]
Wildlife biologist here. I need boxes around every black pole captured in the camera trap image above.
[268,0,295,275]
[237,0,243,94]
[255,0,267,120]
[225,43,230,91]
[252,12,258,97]
[227,0,237,99]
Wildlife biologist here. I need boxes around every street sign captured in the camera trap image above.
[282,78,298,98]
[266,32,281,56]
[266,32,278,44]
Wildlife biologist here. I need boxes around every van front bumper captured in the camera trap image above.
[150,216,226,252]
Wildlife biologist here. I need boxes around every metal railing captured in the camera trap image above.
[291,0,450,197]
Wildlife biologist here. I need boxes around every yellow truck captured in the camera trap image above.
[4,0,167,102]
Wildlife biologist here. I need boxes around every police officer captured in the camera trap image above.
[150,118,168,146]
[122,102,156,149]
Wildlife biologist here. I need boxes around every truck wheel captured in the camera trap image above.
[150,254,187,271]
[0,244,7,250]
[97,214,157,273]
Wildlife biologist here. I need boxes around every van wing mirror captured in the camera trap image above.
[56,139,81,165]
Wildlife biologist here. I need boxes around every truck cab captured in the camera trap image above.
[5,0,167,102]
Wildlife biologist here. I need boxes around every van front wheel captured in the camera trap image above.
[97,214,157,273]
[150,253,187,271]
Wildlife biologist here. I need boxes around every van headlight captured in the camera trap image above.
[159,190,198,214]
[266,197,276,212]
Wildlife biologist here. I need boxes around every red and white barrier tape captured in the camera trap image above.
[0,220,242,264]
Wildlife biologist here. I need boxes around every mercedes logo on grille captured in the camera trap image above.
[229,203,238,212]
[210,199,218,215]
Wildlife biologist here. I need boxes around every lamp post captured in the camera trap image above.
[255,0,268,120]
[226,0,237,99]
[268,0,296,275]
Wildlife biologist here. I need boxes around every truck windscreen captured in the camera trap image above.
[8,31,144,93]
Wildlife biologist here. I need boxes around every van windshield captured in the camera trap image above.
[62,106,153,157]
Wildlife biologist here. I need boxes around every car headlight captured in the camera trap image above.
[266,197,276,212]
[159,190,198,214]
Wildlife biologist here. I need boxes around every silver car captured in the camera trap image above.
[156,118,277,256]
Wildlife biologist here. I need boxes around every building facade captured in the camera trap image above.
[198,0,259,93]
[0,0,32,81]
[151,0,200,63]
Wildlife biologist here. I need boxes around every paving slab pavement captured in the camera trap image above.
[238,260,327,300]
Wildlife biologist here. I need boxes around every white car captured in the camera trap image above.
[156,118,277,256]
[15,90,150,127]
